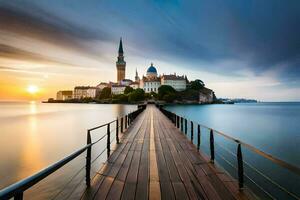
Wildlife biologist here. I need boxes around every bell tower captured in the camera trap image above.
[116,38,126,83]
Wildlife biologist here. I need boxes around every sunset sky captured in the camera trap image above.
[0,0,299,101]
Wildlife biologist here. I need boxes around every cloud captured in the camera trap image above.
[0,0,299,100]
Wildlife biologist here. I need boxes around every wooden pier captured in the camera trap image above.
[81,105,253,200]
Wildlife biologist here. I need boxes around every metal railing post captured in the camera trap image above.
[125,115,127,129]
[121,117,124,133]
[197,124,201,150]
[15,192,23,200]
[107,123,110,157]
[185,119,187,135]
[128,114,130,125]
[181,117,183,132]
[210,129,215,163]
[173,113,175,124]
[116,118,119,144]
[237,143,244,189]
[86,130,91,187]
[127,114,129,126]
[177,116,180,128]
[191,121,194,142]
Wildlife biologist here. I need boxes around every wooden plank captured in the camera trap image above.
[80,105,253,200]
[172,182,189,200]
[135,124,150,200]
[81,174,105,200]
[149,182,161,200]
[106,180,124,200]
[93,176,114,199]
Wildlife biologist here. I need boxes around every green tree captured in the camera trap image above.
[124,86,134,94]
[128,88,145,103]
[158,85,176,100]
[149,91,158,99]
[189,79,205,90]
[163,93,177,103]
[99,87,111,99]
[112,94,128,103]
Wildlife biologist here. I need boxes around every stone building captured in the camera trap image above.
[111,85,126,95]
[56,90,73,100]
[96,82,108,91]
[140,63,161,93]
[74,86,97,99]
[161,74,186,91]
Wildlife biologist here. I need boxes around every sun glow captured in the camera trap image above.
[27,85,39,94]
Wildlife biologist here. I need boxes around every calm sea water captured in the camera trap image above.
[1,102,299,199]
[165,102,300,199]
[0,102,136,198]
[165,102,300,165]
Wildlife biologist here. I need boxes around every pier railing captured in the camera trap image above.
[0,105,146,200]
[158,105,300,200]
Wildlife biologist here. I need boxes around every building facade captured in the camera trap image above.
[116,38,126,83]
[111,85,126,95]
[56,90,73,100]
[74,86,97,99]
[87,87,97,98]
[96,82,108,91]
[140,63,161,93]
[161,74,186,91]
[120,79,133,86]
[130,82,140,89]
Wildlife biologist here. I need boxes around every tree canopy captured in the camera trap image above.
[124,86,134,94]
[189,79,205,90]
[99,87,111,99]
[158,85,177,102]
[128,88,145,103]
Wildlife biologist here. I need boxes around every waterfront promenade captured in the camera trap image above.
[81,105,253,200]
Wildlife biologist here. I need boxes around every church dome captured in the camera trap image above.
[147,64,157,73]
[146,63,158,78]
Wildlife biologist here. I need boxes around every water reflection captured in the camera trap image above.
[0,102,136,191]
[18,102,45,179]
[113,104,125,116]
[29,101,37,115]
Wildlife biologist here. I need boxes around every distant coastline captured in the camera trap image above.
[218,98,258,104]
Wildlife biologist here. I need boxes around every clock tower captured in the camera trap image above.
[116,38,126,83]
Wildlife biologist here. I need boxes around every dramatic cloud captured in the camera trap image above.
[0,0,299,100]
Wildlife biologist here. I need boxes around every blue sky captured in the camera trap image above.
[0,0,299,100]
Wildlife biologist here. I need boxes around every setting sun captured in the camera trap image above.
[27,85,39,94]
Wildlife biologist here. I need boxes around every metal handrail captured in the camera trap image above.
[159,107,300,175]
[0,145,89,200]
[88,120,116,131]
[0,106,146,200]
[198,123,300,176]
[158,105,300,199]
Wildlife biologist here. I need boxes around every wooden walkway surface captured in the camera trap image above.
[81,105,253,200]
